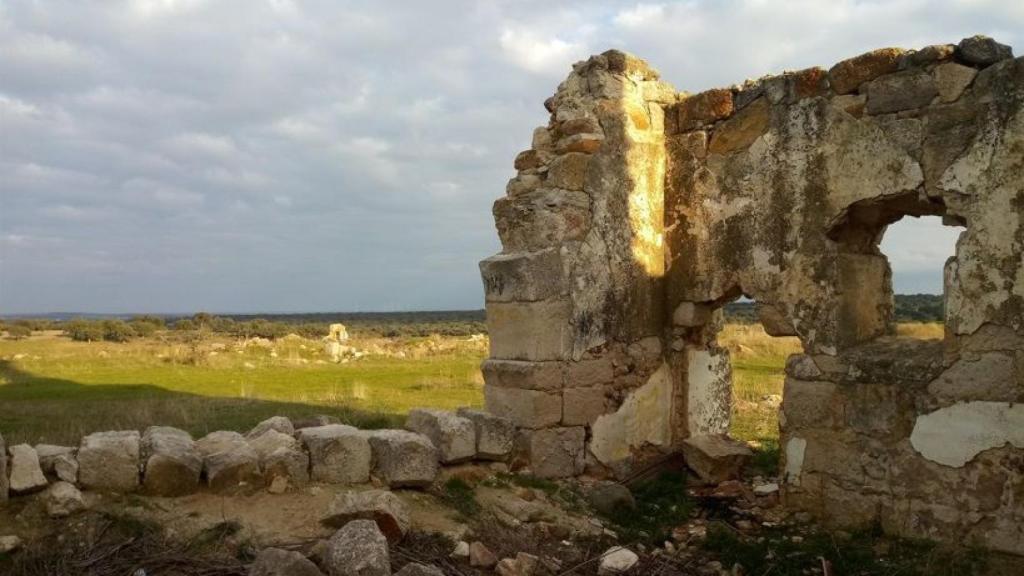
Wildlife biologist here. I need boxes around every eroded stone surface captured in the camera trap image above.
[8,444,48,495]
[141,426,202,496]
[324,520,390,576]
[298,424,372,484]
[78,431,141,492]
[366,429,438,488]
[405,409,475,464]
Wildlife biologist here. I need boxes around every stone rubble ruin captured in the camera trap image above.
[480,36,1024,553]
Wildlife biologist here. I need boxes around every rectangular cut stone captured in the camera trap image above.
[486,300,573,361]
[836,254,892,348]
[562,386,608,426]
[482,359,562,390]
[563,356,614,388]
[780,378,841,430]
[682,434,752,484]
[527,427,586,478]
[456,408,516,460]
[78,431,141,493]
[484,385,562,429]
[676,88,733,131]
[865,69,938,115]
[479,249,566,303]
[828,47,904,95]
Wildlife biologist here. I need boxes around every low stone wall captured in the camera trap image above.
[0,408,516,507]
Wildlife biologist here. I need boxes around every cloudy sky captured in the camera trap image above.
[1,1,1021,314]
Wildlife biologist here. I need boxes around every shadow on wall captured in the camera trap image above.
[0,360,399,446]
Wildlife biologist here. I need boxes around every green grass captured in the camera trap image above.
[602,471,694,545]
[440,477,481,518]
[0,333,485,445]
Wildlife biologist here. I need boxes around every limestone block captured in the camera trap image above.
[196,430,248,457]
[928,353,1017,401]
[205,444,261,491]
[527,427,585,478]
[564,356,615,388]
[263,446,310,491]
[757,303,797,337]
[934,62,977,103]
[676,88,733,131]
[828,47,905,94]
[560,116,601,136]
[36,444,78,483]
[322,489,411,542]
[0,432,7,505]
[298,425,371,484]
[250,548,325,576]
[562,386,608,426]
[672,301,713,327]
[481,359,562,391]
[836,253,892,348]
[832,93,867,117]
[249,429,300,460]
[681,435,752,484]
[141,426,202,496]
[405,409,475,464]
[514,149,541,171]
[555,133,603,154]
[456,408,515,460]
[865,69,938,115]
[492,189,591,252]
[43,481,85,518]
[78,431,141,492]
[486,300,573,361]
[366,429,439,488]
[708,97,769,155]
[479,249,565,303]
[546,152,590,191]
[247,416,295,439]
[484,385,562,429]
[506,174,542,197]
[902,44,956,67]
[957,35,1013,66]
[780,378,841,430]
[324,520,390,576]
[8,444,48,494]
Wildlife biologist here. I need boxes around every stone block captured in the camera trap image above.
[836,253,892,348]
[324,520,390,576]
[676,88,733,131]
[681,434,752,484]
[298,425,372,484]
[405,409,475,464]
[902,44,956,68]
[250,548,325,576]
[546,152,590,191]
[141,426,202,497]
[560,116,601,136]
[205,444,261,491]
[35,444,77,483]
[78,431,141,492]
[527,426,585,478]
[555,133,603,154]
[486,300,573,361]
[672,301,713,327]
[828,47,905,94]
[366,429,439,487]
[322,489,411,542]
[780,378,841,430]
[832,93,866,117]
[456,408,515,460]
[492,189,591,252]
[957,35,1013,66]
[247,416,295,439]
[865,69,938,115]
[708,97,769,154]
[562,386,608,426]
[484,385,563,429]
[514,149,542,171]
[263,446,310,491]
[928,353,1017,401]
[481,359,563,391]
[505,174,541,196]
[0,432,7,505]
[479,248,565,303]
[43,481,85,518]
[8,444,48,495]
[757,303,797,336]
[934,62,977,103]
[564,356,615,388]
[196,430,248,457]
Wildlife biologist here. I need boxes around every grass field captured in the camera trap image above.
[0,323,944,448]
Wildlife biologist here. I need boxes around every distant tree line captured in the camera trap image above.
[2,297,941,343]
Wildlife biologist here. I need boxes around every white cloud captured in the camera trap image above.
[499,28,588,76]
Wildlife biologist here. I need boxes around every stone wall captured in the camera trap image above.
[481,36,1024,553]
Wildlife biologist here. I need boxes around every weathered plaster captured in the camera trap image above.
[589,362,673,466]
[910,402,1024,467]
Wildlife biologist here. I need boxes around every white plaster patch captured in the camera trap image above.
[910,402,1024,467]
[785,437,807,485]
[686,348,731,436]
[589,362,673,466]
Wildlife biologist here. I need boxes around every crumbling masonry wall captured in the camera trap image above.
[481,37,1024,553]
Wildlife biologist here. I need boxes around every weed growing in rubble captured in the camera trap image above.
[440,478,481,519]
[603,471,694,545]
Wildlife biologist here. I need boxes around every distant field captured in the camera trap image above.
[0,323,944,448]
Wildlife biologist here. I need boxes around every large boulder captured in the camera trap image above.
[43,481,86,518]
[324,519,390,576]
[141,426,202,496]
[251,428,310,491]
[8,444,48,494]
[250,547,325,576]
[681,434,752,484]
[322,489,411,542]
[78,431,141,492]
[0,432,7,505]
[298,425,371,484]
[456,408,515,460]
[197,431,261,491]
[196,430,248,457]
[366,430,438,488]
[36,445,78,483]
[247,416,295,439]
[405,409,475,464]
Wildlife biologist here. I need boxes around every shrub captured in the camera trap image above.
[102,320,136,342]
[6,324,32,340]
[65,319,106,342]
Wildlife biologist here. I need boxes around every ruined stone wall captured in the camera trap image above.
[482,37,1024,553]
